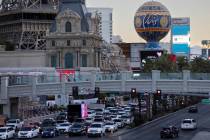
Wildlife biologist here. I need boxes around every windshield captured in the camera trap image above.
[20,127,32,131]
[91,124,101,128]
[114,119,121,122]
[86,118,92,120]
[7,120,16,123]
[163,128,170,131]
[183,120,192,123]
[0,129,6,132]
[72,124,82,128]
[94,119,103,122]
[60,124,69,126]
[43,128,54,131]
[106,123,114,125]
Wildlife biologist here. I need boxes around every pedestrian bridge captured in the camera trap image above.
[1,70,210,100]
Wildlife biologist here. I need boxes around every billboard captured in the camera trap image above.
[140,50,163,62]
[171,18,190,57]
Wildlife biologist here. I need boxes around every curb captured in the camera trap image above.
[114,106,190,137]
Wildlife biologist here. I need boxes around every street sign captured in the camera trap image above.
[201,99,210,104]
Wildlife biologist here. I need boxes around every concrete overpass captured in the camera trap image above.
[0,70,210,117]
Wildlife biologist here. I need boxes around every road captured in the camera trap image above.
[33,103,210,140]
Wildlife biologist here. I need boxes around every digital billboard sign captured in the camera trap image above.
[140,50,163,62]
[171,18,190,57]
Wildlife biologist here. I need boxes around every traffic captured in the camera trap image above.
[0,102,135,139]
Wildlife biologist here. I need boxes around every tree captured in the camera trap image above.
[176,56,190,71]
[190,57,210,73]
[153,54,177,72]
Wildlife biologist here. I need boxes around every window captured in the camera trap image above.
[65,53,73,68]
[51,55,57,68]
[67,40,71,46]
[65,22,72,32]
[51,40,55,46]
[80,54,87,67]
[82,40,86,46]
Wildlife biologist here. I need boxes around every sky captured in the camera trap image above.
[86,0,210,46]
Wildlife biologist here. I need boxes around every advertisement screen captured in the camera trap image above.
[172,18,190,56]
[140,50,163,62]
[81,104,88,118]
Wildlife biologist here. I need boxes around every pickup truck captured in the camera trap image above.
[6,119,24,130]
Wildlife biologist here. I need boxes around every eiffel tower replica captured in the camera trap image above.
[0,0,59,50]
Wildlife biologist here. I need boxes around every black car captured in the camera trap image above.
[41,127,59,138]
[160,126,179,139]
[68,123,86,136]
[188,106,198,113]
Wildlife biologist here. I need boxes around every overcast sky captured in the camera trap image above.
[86,0,210,46]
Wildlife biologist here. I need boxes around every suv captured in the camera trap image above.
[188,106,198,113]
[160,126,179,139]
[181,119,197,130]
[87,123,105,137]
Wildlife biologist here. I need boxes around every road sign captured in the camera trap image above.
[201,99,210,104]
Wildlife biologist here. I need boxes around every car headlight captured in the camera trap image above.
[50,131,54,134]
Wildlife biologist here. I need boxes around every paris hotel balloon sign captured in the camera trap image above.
[134,1,171,44]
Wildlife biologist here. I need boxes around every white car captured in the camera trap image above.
[87,123,105,137]
[0,127,15,140]
[113,119,124,128]
[85,117,94,123]
[18,126,39,139]
[120,115,133,125]
[181,119,197,130]
[87,110,96,118]
[6,119,23,130]
[105,122,118,133]
[56,122,71,133]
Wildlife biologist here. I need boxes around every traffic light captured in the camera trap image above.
[131,88,137,98]
[156,89,162,100]
[95,87,100,97]
[72,86,78,98]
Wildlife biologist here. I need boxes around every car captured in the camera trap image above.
[0,127,15,140]
[120,115,132,125]
[110,115,118,121]
[56,120,68,125]
[18,126,39,139]
[188,106,198,113]
[160,126,179,139]
[6,119,24,130]
[87,123,105,137]
[68,123,86,136]
[105,122,118,133]
[104,116,112,123]
[56,122,72,133]
[41,127,59,138]
[87,110,96,118]
[113,119,124,128]
[181,119,197,130]
[85,117,94,123]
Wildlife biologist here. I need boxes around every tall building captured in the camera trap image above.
[88,8,113,44]
[201,40,210,59]
[171,18,191,57]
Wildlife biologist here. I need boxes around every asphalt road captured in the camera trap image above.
[31,103,210,140]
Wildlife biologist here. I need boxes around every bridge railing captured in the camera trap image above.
[190,73,210,80]
[160,73,183,80]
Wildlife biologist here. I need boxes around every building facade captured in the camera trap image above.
[88,8,113,44]
[46,0,102,69]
